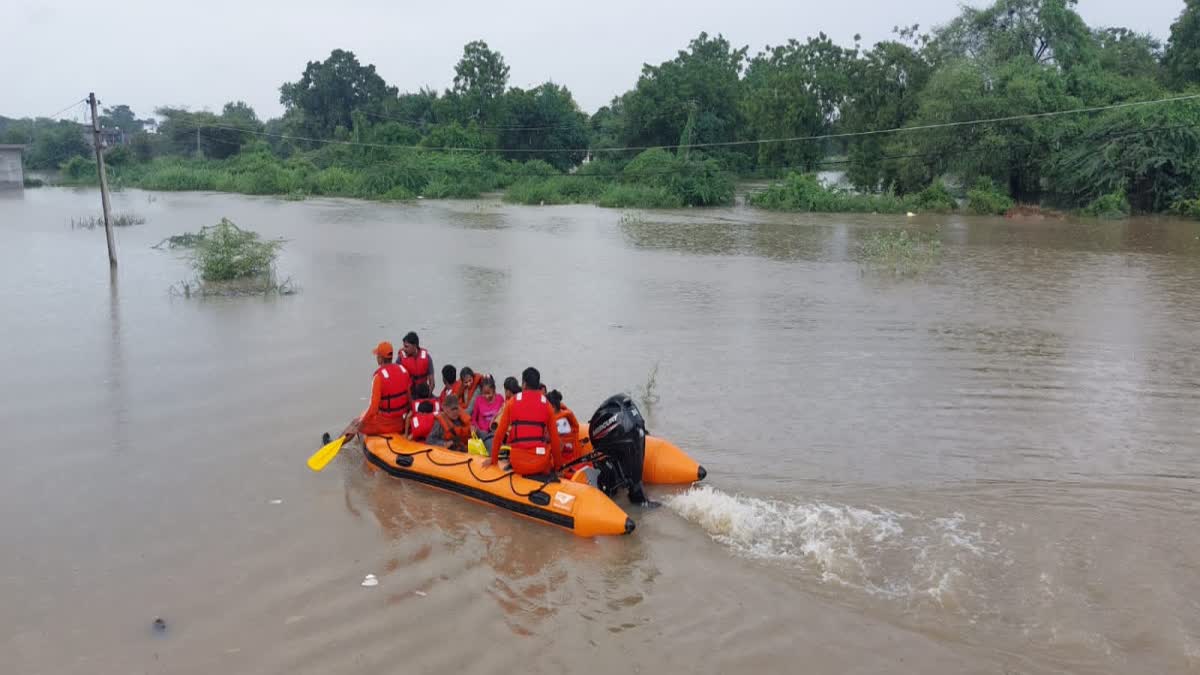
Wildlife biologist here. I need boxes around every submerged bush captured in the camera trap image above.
[597,183,684,209]
[619,149,734,207]
[1171,197,1200,219]
[60,156,97,182]
[1081,190,1131,219]
[966,177,1014,215]
[193,218,281,282]
[859,228,943,274]
[504,176,604,204]
[908,180,957,213]
[70,212,145,229]
[751,172,908,213]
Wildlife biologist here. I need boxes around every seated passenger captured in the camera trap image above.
[469,375,505,450]
[428,394,472,452]
[343,341,411,439]
[407,400,438,442]
[484,367,561,477]
[411,383,440,415]
[438,364,457,407]
[458,366,483,408]
[502,376,521,400]
[546,389,581,468]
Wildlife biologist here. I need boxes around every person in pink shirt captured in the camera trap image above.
[469,375,505,451]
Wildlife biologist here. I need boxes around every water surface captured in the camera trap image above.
[2,187,1199,673]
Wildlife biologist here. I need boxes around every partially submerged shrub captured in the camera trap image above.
[504,176,604,205]
[60,156,97,182]
[1171,197,1200,219]
[1081,190,1131,219]
[752,172,957,214]
[70,212,145,229]
[192,218,282,282]
[597,183,683,209]
[908,180,957,213]
[966,177,1014,215]
[859,228,943,274]
[751,172,907,213]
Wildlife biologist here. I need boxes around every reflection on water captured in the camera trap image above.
[2,188,1200,674]
[346,451,654,638]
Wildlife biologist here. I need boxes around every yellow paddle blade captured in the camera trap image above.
[307,435,346,472]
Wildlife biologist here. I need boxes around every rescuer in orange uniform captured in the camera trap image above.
[484,367,561,476]
[343,341,411,439]
[546,389,582,469]
[399,332,434,396]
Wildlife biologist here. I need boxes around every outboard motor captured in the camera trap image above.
[587,394,649,504]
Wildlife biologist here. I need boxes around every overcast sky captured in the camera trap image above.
[5,0,1184,122]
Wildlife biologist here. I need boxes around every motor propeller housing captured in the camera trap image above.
[587,394,649,504]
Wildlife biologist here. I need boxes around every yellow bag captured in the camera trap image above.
[467,433,487,457]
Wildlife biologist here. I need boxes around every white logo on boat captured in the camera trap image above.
[553,492,576,512]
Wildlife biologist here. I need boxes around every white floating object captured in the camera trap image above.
[269,499,283,505]
[414,590,427,597]
[906,211,916,217]
[361,574,378,587]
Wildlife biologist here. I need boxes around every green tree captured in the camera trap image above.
[155,103,263,159]
[1047,102,1200,211]
[1093,28,1161,81]
[742,34,854,172]
[901,57,1077,199]
[99,104,146,135]
[840,37,933,190]
[451,41,510,124]
[279,49,398,139]
[25,120,91,169]
[618,33,748,152]
[1164,0,1200,88]
[930,0,1096,72]
[386,88,442,128]
[496,83,589,170]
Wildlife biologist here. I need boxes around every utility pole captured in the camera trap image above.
[88,92,117,268]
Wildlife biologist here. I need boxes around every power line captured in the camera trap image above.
[173,92,1200,155]
[184,122,1200,181]
[34,98,87,122]
[358,109,584,132]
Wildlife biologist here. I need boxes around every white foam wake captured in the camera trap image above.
[668,485,1005,608]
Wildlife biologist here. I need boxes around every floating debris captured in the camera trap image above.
[268,499,283,505]
[361,574,378,588]
[414,590,427,597]
[153,617,167,632]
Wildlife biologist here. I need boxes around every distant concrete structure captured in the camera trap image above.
[0,145,25,189]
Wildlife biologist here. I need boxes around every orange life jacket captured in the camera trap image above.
[435,409,472,448]
[554,406,581,464]
[375,363,411,417]
[503,391,553,474]
[401,348,433,392]
[409,397,440,441]
[459,373,483,408]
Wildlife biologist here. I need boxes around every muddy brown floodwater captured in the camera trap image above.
[2,187,1199,674]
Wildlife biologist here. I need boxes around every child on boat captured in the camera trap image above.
[469,375,505,451]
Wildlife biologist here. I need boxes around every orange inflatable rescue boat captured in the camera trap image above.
[361,394,705,537]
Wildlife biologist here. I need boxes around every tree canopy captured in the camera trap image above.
[12,0,1200,214]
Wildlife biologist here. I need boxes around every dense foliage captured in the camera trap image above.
[8,0,1200,214]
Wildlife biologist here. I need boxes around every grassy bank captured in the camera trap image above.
[61,147,558,201]
[61,146,739,210]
